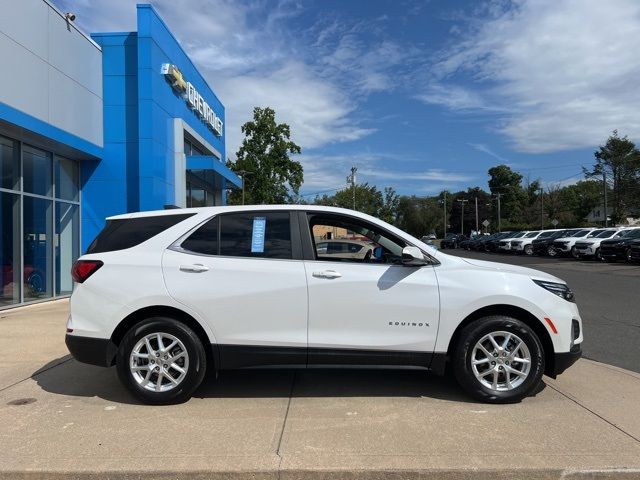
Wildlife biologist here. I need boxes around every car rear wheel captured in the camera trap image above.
[453,316,545,403]
[116,317,207,405]
[524,244,533,256]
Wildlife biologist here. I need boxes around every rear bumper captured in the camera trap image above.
[65,334,116,367]
[550,344,582,377]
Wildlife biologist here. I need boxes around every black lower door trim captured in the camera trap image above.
[217,344,433,370]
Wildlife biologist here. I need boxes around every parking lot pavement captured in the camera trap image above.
[2,301,640,479]
[447,249,640,374]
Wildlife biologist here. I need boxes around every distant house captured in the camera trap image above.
[586,205,639,226]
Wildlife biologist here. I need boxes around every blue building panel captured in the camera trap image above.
[80,3,232,251]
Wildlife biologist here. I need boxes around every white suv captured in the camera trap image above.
[66,206,583,405]
[551,228,596,258]
[510,231,542,255]
[497,231,529,252]
[573,228,620,260]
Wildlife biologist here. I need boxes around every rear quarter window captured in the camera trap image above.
[86,214,195,254]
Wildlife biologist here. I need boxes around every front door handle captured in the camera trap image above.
[180,264,209,273]
[312,270,342,279]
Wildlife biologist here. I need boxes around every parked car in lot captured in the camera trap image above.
[510,231,542,256]
[574,228,622,260]
[459,234,484,250]
[629,239,640,263]
[551,228,596,258]
[532,229,580,256]
[315,239,374,260]
[441,233,467,249]
[484,231,515,252]
[599,228,640,262]
[497,231,528,253]
[66,205,582,405]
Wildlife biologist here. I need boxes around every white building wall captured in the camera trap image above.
[0,0,103,147]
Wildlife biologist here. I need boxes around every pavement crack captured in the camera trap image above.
[547,383,640,444]
[0,357,72,394]
[276,371,297,458]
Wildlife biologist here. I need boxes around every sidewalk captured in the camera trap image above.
[1,300,639,479]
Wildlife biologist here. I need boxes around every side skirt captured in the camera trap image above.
[214,344,445,373]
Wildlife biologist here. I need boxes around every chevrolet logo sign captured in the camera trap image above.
[161,63,187,92]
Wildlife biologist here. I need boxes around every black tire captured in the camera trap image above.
[116,317,207,405]
[547,245,557,257]
[595,248,602,261]
[571,246,579,259]
[524,244,533,256]
[452,316,545,403]
[626,248,632,262]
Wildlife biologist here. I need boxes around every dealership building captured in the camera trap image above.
[0,0,241,308]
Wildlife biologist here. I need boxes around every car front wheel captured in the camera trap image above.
[453,316,545,403]
[116,317,207,405]
[524,244,533,256]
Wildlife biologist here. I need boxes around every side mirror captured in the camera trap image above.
[402,246,428,266]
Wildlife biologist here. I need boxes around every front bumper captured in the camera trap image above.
[550,344,582,377]
[65,334,117,367]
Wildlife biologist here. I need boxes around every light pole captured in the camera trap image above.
[539,188,544,230]
[474,197,479,234]
[442,192,447,237]
[237,170,253,205]
[457,199,468,235]
[603,171,608,227]
[493,193,502,232]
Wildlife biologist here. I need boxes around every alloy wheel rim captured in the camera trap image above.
[471,331,531,392]
[129,332,189,392]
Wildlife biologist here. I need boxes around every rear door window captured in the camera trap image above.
[181,212,293,259]
[87,214,195,254]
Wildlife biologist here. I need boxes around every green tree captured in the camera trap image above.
[227,107,303,205]
[584,130,640,223]
[488,165,526,225]
[395,195,442,237]
[314,183,389,217]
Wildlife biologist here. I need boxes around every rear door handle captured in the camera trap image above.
[179,264,209,273]
[312,270,342,279]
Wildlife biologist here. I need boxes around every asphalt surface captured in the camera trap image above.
[447,248,640,374]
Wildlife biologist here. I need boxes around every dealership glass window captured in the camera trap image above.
[0,192,20,307]
[23,145,52,196]
[1,135,19,190]
[23,196,53,302]
[55,157,79,201]
[55,202,79,295]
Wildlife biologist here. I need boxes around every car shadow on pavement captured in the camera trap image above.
[32,357,546,405]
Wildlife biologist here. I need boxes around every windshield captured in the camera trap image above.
[571,229,592,238]
[509,231,526,238]
[596,229,618,238]
[538,231,556,238]
[525,231,540,238]
[587,229,605,238]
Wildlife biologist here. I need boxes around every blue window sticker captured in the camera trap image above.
[251,217,266,253]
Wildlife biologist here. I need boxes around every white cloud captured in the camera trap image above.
[298,153,474,196]
[426,0,640,153]
[57,0,407,157]
[467,143,508,163]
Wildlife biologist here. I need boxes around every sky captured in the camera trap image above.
[57,0,640,198]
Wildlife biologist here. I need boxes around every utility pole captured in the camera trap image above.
[603,171,608,227]
[346,166,357,210]
[474,197,479,234]
[237,170,253,205]
[496,193,502,232]
[457,199,468,235]
[539,188,544,230]
[443,192,447,238]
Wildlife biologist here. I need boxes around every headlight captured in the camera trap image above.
[533,279,575,302]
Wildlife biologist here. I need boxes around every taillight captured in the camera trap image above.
[71,260,103,283]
